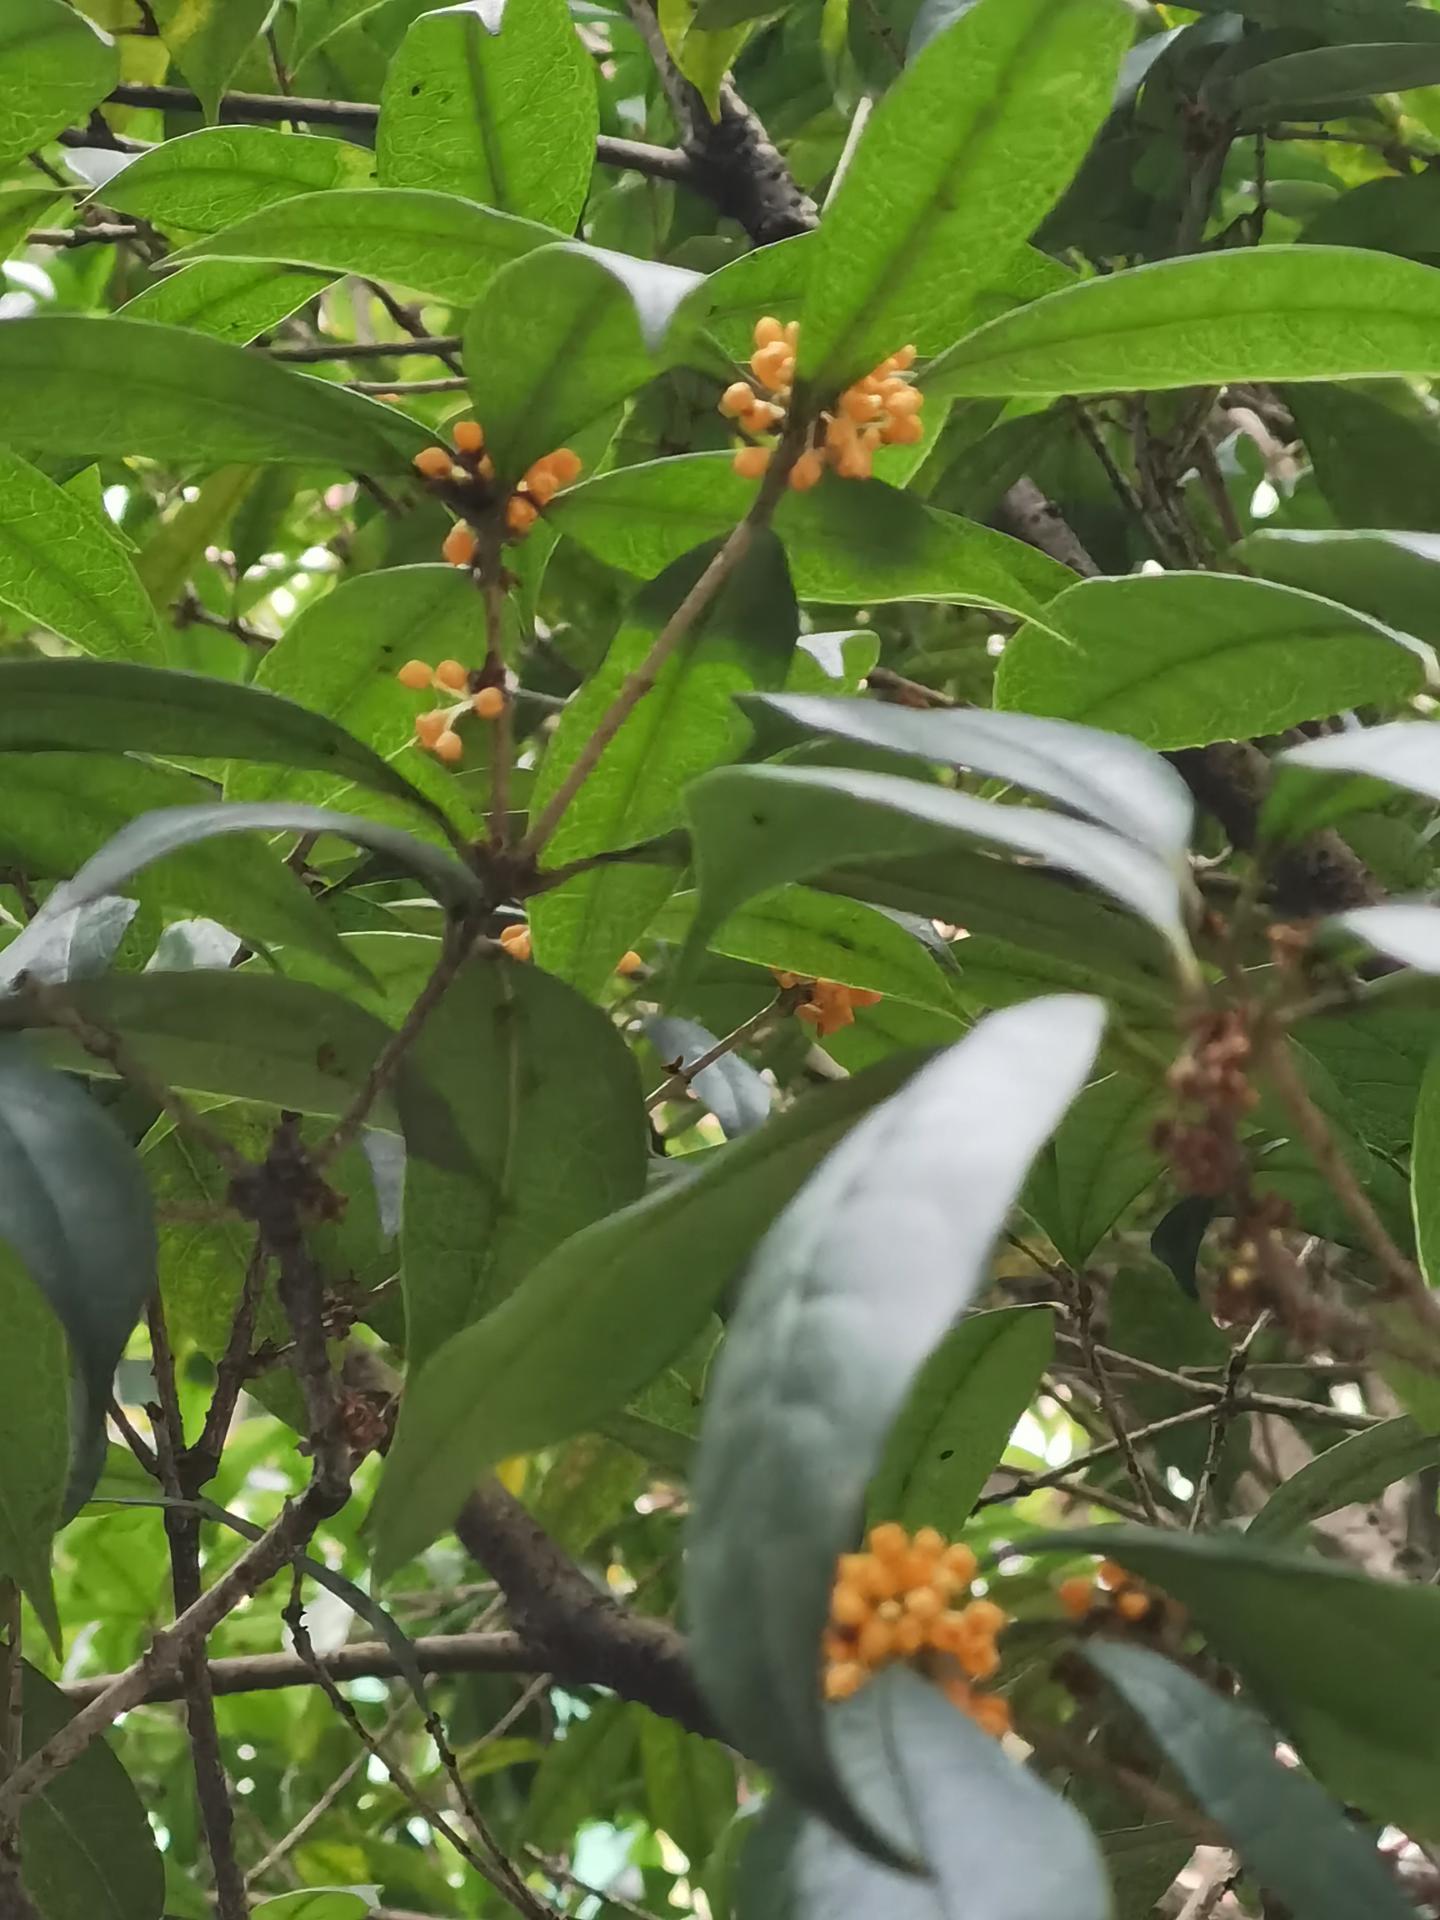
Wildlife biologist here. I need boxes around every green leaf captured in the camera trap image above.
[0,1039,155,1413]
[464,244,698,484]
[0,445,161,663]
[369,1053,927,1577]
[135,465,256,621]
[531,532,797,995]
[0,317,426,474]
[224,565,481,817]
[682,763,1195,975]
[1284,384,1440,533]
[1064,1525,1440,1840]
[103,128,372,233]
[0,972,468,1163]
[1023,1071,1162,1269]
[0,659,453,834]
[747,692,1194,860]
[150,0,271,121]
[1250,1416,1440,1542]
[0,754,367,982]
[0,1244,67,1650]
[251,1896,371,1920]
[685,998,1103,1845]
[644,1013,772,1137]
[19,1663,165,1920]
[1219,43,1440,125]
[119,260,335,345]
[402,952,648,1366]
[0,0,118,169]
[1087,1642,1415,1920]
[377,0,597,230]
[796,0,1131,385]
[995,573,1434,752]
[525,1698,637,1851]
[549,455,1072,619]
[637,1707,737,1866]
[928,247,1440,400]
[1270,719,1440,839]
[1237,528,1440,649]
[174,187,555,307]
[867,1306,1053,1536]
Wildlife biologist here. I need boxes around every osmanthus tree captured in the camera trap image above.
[13,0,1440,1916]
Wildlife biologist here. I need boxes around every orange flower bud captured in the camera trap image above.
[616,950,645,978]
[415,709,447,748]
[473,685,505,720]
[788,448,825,492]
[962,1599,1005,1637]
[849,988,884,1008]
[830,1583,870,1629]
[414,445,452,479]
[883,413,925,446]
[523,467,560,506]
[1097,1560,1129,1591]
[434,729,463,764]
[886,384,924,417]
[893,1614,926,1657]
[1058,1576,1096,1620]
[544,448,582,486]
[1116,1589,1152,1623]
[499,923,532,962]
[867,1524,908,1563]
[506,494,540,537]
[841,387,884,423]
[452,419,485,454]
[857,1618,895,1668]
[434,659,468,693]
[442,522,477,567]
[892,344,917,369]
[396,658,433,690]
[904,1585,944,1622]
[941,1543,978,1584]
[732,444,772,480]
[720,380,759,417]
[824,1661,866,1703]
[750,340,793,389]
[956,1635,1000,1681]
[968,1693,1011,1738]
[753,315,785,347]
[783,320,800,347]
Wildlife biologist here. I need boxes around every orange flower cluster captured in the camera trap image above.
[497,921,643,976]
[1058,1559,1171,1631]
[773,971,882,1038]
[394,656,505,765]
[411,421,582,562]
[721,318,924,488]
[824,1524,1011,1738]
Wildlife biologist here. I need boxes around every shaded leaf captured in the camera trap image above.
[644,1014,773,1138]
[637,1707,737,1866]
[0,1244,67,1649]
[1219,42,1440,125]
[1237,528,1440,649]
[1250,1416,1440,1542]
[1023,1071,1163,1269]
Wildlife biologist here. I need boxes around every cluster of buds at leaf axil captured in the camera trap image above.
[412,420,582,562]
[1058,1559,1183,1637]
[395,656,505,765]
[720,317,924,489]
[497,919,644,977]
[1153,1006,1258,1197]
[772,970,883,1038]
[824,1523,1011,1738]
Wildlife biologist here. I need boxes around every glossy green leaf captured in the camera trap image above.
[532,532,797,995]
[995,573,1434,751]
[224,565,481,817]
[0,971,467,1165]
[402,951,647,1366]
[19,1663,165,1920]
[548,455,1072,619]
[104,128,371,233]
[0,754,365,982]
[119,261,335,345]
[928,247,1440,399]
[683,763,1195,974]
[660,0,748,116]
[637,1708,737,1866]
[251,1893,371,1920]
[747,692,1194,860]
[686,998,1103,1844]
[0,317,426,474]
[0,0,118,168]
[0,1244,67,1650]
[175,187,554,307]
[797,0,1131,385]
[378,0,596,229]
[1250,1417,1440,1542]
[464,244,698,483]
[0,446,160,663]
[526,1698,637,1851]
[0,659,453,833]
[290,0,390,65]
[150,0,271,120]
[867,1306,1053,1536]
[370,1054,926,1577]
[1065,1525,1440,1840]
[0,1040,155,1415]
[1237,529,1440,650]
[1221,43,1440,125]
[1088,1642,1415,1920]
[1023,1071,1162,1269]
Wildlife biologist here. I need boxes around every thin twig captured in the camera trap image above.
[644,991,794,1111]
[483,579,513,853]
[266,334,463,363]
[346,375,469,395]
[26,222,142,248]
[974,1406,1221,1508]
[1072,1274,1165,1525]
[245,1703,406,1887]
[1189,1313,1268,1530]
[526,1848,666,1920]
[188,1242,268,1482]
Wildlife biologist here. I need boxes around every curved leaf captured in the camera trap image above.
[377,0,597,230]
[1220,43,1440,125]
[1249,1417,1440,1542]
[0,0,117,168]
[102,126,371,233]
[0,1245,67,1650]
[1237,528,1440,650]
[685,998,1104,1845]
[119,261,335,346]
[928,247,1440,399]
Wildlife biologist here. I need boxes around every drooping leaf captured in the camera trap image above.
[0,317,426,474]
[369,1053,928,1577]
[1218,42,1440,125]
[1087,1641,1415,1920]
[796,0,1132,385]
[464,244,699,483]
[0,1243,68,1650]
[1268,720,1440,849]
[1022,1071,1163,1269]
[150,0,272,120]
[548,455,1072,620]
[102,127,372,232]
[0,0,118,169]
[1249,1417,1440,1542]
[525,1699,638,1852]
[1283,385,1440,534]
[531,531,798,995]
[746,692,1194,860]
[0,445,161,663]
[173,188,554,307]
[401,951,648,1367]
[685,998,1103,1844]
[995,573,1434,751]
[19,1663,165,1920]
[867,1306,1054,1537]
[118,261,336,345]
[927,247,1440,399]
[659,0,749,116]
[1237,528,1440,649]
[377,0,597,230]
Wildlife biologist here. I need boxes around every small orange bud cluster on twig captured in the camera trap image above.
[394,656,505,765]
[1058,1560,1180,1634]
[497,920,642,977]
[721,317,924,489]
[824,1524,1011,1738]
[772,970,882,1038]
[411,421,582,562]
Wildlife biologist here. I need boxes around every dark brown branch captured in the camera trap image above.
[26,223,142,248]
[266,334,462,363]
